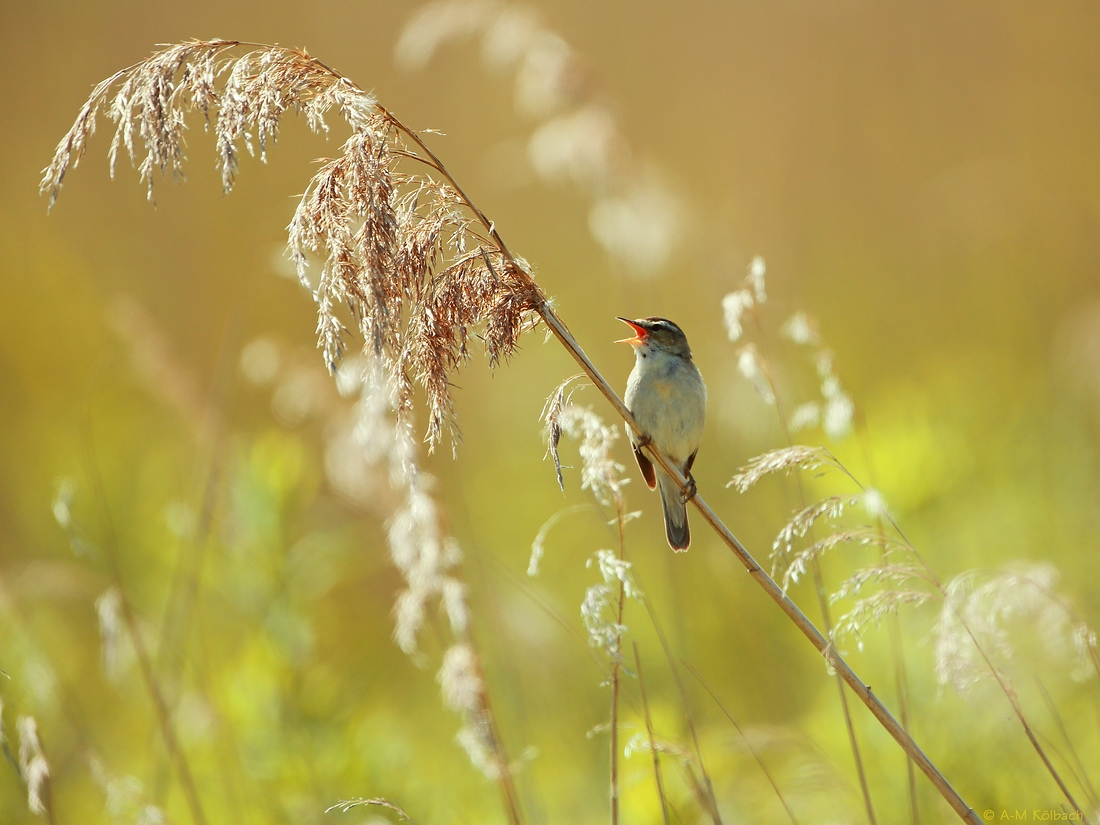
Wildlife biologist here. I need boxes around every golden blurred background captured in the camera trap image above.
[2,0,1100,823]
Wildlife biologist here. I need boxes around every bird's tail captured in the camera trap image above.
[658,474,690,551]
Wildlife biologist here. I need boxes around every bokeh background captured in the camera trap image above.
[2,0,1100,823]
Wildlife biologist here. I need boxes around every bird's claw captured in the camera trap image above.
[681,474,697,503]
[635,433,652,449]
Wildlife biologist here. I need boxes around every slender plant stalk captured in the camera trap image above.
[82,420,207,825]
[888,605,919,824]
[633,642,671,825]
[43,42,984,824]
[610,498,627,825]
[853,412,920,824]
[467,641,524,825]
[644,601,723,825]
[1035,677,1100,811]
[827,456,1089,823]
[955,620,1086,820]
[682,661,799,825]
[747,304,878,825]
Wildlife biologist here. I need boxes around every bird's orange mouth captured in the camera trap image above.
[615,317,648,346]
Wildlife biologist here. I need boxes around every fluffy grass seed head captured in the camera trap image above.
[722,289,754,342]
[728,446,836,493]
[738,343,775,405]
[541,377,626,506]
[96,587,127,683]
[833,590,935,652]
[935,562,1099,692]
[16,716,50,816]
[582,549,641,656]
[437,643,504,779]
[43,40,546,453]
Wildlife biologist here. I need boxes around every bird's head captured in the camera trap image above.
[615,317,693,359]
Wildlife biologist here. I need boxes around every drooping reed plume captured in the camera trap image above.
[43,38,991,824]
[42,39,543,454]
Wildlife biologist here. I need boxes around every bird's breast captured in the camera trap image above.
[624,357,706,466]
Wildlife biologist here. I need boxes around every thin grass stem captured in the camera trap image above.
[825,448,1089,821]
[855,409,919,825]
[747,302,877,825]
[644,600,723,825]
[1035,677,1100,811]
[610,498,627,825]
[633,642,671,825]
[682,660,799,825]
[82,414,207,825]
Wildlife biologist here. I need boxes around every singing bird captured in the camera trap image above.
[617,317,707,550]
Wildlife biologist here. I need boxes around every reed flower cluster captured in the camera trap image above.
[41,39,545,452]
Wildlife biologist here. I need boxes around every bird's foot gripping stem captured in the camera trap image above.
[681,474,697,503]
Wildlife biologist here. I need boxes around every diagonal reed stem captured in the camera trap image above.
[746,302,877,825]
[532,309,981,825]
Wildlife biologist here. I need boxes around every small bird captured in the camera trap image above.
[617,317,707,551]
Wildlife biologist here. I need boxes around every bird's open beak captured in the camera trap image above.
[615,317,648,346]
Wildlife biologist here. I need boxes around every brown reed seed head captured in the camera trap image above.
[41,40,546,451]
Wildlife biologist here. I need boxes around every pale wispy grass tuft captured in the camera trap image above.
[722,256,768,343]
[772,495,859,552]
[778,316,854,439]
[581,549,641,654]
[935,562,1100,693]
[527,105,621,187]
[833,591,935,652]
[541,377,626,507]
[816,353,855,440]
[437,643,504,778]
[832,562,932,603]
[17,716,51,818]
[728,446,835,493]
[748,256,767,302]
[90,755,166,825]
[327,798,417,823]
[50,478,75,531]
[780,311,819,346]
[95,587,127,683]
[782,529,896,593]
[52,477,92,557]
[527,503,588,576]
[788,401,820,432]
[738,344,775,405]
[861,488,888,519]
[722,289,754,342]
